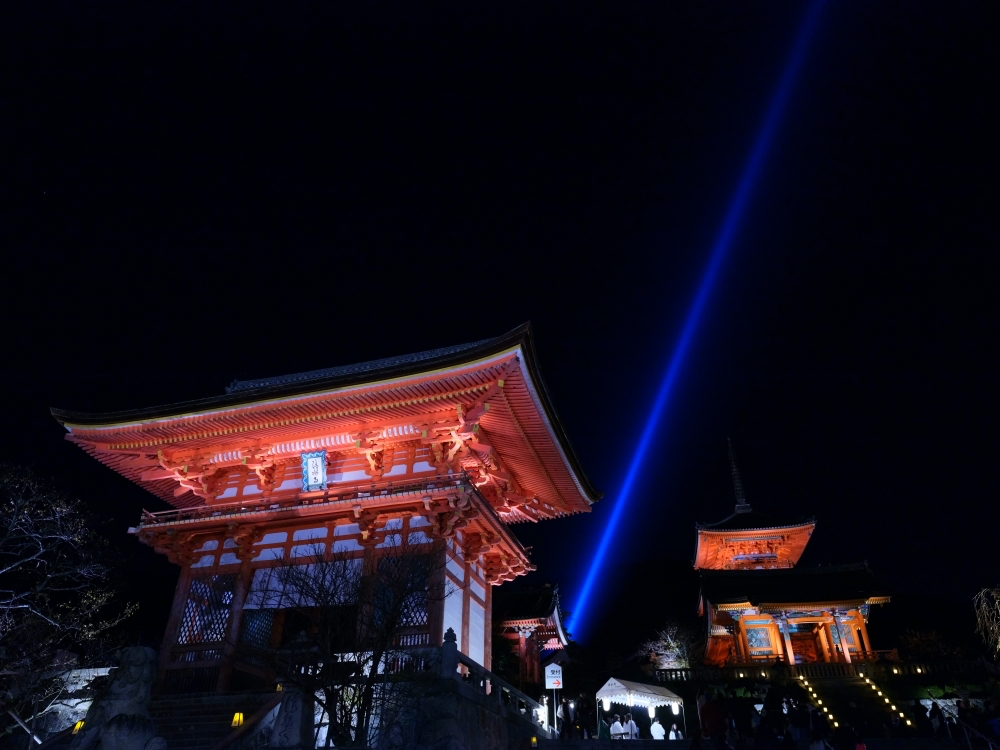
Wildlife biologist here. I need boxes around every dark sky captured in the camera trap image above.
[2,1,996,648]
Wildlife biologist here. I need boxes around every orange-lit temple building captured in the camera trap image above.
[494,585,570,687]
[52,325,599,694]
[697,445,890,667]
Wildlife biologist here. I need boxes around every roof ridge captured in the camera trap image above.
[226,338,494,394]
[700,561,871,576]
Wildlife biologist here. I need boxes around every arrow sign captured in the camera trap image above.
[544,664,563,690]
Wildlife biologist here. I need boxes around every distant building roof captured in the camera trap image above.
[494,584,569,649]
[693,441,817,569]
[699,563,890,609]
[494,585,561,622]
[695,507,816,532]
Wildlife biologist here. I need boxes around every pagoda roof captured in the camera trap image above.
[50,324,600,517]
[494,584,561,622]
[699,563,890,610]
[695,504,816,532]
[494,584,570,648]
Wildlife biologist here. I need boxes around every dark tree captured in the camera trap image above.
[245,532,448,748]
[0,466,133,743]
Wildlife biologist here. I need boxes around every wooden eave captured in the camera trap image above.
[134,481,532,572]
[501,611,569,648]
[52,324,600,516]
[693,520,816,570]
[712,597,887,613]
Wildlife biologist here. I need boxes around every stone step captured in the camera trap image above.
[148,691,277,750]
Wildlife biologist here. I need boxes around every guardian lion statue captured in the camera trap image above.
[68,647,166,750]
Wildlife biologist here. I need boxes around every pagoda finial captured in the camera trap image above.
[728,438,751,513]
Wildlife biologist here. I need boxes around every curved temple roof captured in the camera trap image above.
[699,562,890,609]
[51,324,600,518]
[494,584,570,649]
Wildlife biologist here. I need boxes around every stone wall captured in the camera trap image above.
[413,677,547,750]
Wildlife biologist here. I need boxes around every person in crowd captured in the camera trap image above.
[598,714,611,739]
[623,712,640,739]
[943,715,956,739]
[755,720,779,750]
[556,698,566,737]
[793,703,811,740]
[809,726,832,750]
[670,723,684,740]
[576,693,591,739]
[929,702,944,737]
[831,720,856,750]
[611,714,625,740]
[651,717,666,740]
[956,699,971,726]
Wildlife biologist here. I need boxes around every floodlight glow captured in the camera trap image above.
[566,0,828,638]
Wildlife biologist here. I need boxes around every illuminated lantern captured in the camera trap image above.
[671,703,680,716]
[648,706,656,719]
[231,713,244,728]
[602,698,611,712]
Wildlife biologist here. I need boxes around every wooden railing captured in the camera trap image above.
[657,656,998,684]
[849,649,900,663]
[136,474,473,528]
[441,632,550,736]
[789,662,858,678]
[210,693,284,750]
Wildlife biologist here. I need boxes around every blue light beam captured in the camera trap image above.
[567,0,827,639]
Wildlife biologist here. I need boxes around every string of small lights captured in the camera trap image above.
[797,672,914,732]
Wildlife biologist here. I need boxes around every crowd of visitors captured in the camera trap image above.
[568,676,1000,741]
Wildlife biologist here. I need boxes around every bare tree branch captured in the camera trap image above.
[238,533,448,748]
[973,587,1000,656]
[0,464,135,740]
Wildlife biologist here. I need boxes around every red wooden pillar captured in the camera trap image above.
[483,581,493,671]
[217,560,254,692]
[427,540,447,646]
[518,631,528,689]
[154,566,192,695]
[460,559,471,656]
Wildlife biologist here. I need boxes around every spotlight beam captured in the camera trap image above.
[567,0,827,639]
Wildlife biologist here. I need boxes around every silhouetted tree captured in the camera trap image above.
[973,587,1000,658]
[245,532,448,748]
[636,620,703,673]
[0,466,133,744]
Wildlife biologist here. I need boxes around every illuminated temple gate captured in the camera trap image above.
[696,444,891,667]
[52,324,599,694]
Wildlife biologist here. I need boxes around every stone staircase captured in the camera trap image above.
[804,675,910,737]
[148,691,277,750]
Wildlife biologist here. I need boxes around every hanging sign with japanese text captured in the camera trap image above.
[301,450,328,491]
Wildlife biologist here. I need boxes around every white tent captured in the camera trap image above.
[596,677,683,713]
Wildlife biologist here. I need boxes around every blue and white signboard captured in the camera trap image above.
[301,450,328,491]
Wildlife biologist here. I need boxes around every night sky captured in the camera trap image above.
[2,1,996,653]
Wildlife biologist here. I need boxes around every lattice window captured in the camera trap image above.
[400,589,429,627]
[829,623,855,645]
[375,557,429,628]
[240,609,275,652]
[176,574,236,645]
[746,627,772,649]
